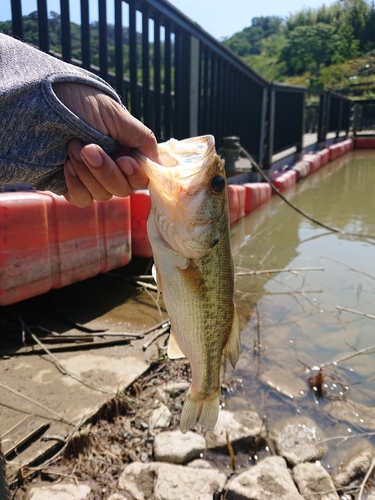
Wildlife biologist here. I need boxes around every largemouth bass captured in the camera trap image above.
[134,135,240,432]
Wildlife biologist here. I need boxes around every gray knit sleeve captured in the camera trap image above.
[0,33,123,195]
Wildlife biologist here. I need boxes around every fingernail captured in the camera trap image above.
[81,145,104,168]
[66,160,77,177]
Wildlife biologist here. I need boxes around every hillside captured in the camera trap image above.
[221,0,375,101]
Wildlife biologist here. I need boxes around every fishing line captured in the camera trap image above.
[239,146,375,242]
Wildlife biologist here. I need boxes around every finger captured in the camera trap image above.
[63,161,94,208]
[80,144,140,196]
[115,155,149,190]
[68,140,113,202]
[98,98,161,163]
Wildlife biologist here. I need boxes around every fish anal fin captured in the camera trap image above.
[167,330,186,359]
[180,389,220,433]
[224,304,241,369]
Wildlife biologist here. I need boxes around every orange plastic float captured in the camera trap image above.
[271,170,297,194]
[292,161,310,181]
[341,138,353,153]
[328,142,345,161]
[355,137,375,149]
[317,148,330,167]
[303,153,322,174]
[0,191,131,306]
[258,183,272,207]
[227,185,245,225]
[243,183,260,214]
[129,190,153,258]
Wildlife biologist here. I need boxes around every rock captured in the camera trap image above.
[27,482,91,500]
[293,462,340,500]
[108,495,128,500]
[225,456,303,500]
[187,459,213,469]
[271,416,327,466]
[153,430,205,464]
[118,461,226,500]
[260,367,307,399]
[205,409,265,451]
[149,404,172,430]
[332,442,375,488]
[327,399,375,431]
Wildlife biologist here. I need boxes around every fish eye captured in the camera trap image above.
[210,175,225,194]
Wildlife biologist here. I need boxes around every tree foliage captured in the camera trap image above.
[222,0,375,98]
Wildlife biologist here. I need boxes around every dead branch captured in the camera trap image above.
[235,266,324,276]
[336,305,375,320]
[358,453,375,500]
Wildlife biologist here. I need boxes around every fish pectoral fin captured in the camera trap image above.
[167,330,186,359]
[152,264,162,293]
[224,303,241,369]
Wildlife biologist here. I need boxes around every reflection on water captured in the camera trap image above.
[227,150,375,469]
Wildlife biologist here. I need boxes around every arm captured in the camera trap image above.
[0,34,157,205]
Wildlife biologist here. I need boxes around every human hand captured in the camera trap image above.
[54,82,158,207]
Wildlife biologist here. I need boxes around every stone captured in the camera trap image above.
[153,430,205,464]
[332,442,375,488]
[162,381,190,395]
[293,462,340,500]
[225,456,304,500]
[108,495,128,500]
[205,409,265,451]
[327,399,375,431]
[260,367,307,399]
[271,416,327,466]
[149,404,172,430]
[118,461,226,500]
[187,459,213,469]
[27,482,91,500]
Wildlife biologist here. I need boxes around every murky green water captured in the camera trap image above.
[226,150,375,469]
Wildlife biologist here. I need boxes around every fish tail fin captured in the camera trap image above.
[180,389,220,434]
[224,303,241,368]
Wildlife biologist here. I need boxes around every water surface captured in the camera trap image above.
[226,150,375,469]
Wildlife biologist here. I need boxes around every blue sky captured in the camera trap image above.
[1,0,339,39]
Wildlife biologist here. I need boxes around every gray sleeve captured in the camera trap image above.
[0,33,123,195]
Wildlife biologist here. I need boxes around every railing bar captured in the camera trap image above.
[142,5,150,126]
[81,0,91,69]
[98,0,108,80]
[60,0,71,62]
[129,0,139,118]
[114,0,124,99]
[11,0,23,40]
[37,0,49,52]
[164,22,172,139]
[153,13,161,140]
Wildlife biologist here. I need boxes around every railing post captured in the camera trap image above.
[318,91,328,146]
[258,87,268,167]
[11,0,23,39]
[264,84,275,169]
[296,92,305,161]
[189,36,200,138]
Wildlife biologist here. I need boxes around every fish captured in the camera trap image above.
[134,135,240,433]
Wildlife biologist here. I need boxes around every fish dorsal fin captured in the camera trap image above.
[167,329,186,359]
[224,303,241,369]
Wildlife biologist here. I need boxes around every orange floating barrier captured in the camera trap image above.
[317,148,330,167]
[130,190,153,258]
[243,183,260,213]
[227,184,244,226]
[328,142,345,161]
[258,183,272,206]
[292,161,310,180]
[303,154,322,174]
[354,137,375,149]
[271,170,297,194]
[0,191,131,306]
[341,138,353,153]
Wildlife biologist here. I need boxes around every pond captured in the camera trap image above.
[224,149,375,471]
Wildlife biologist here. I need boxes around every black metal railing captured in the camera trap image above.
[353,100,375,134]
[7,0,374,169]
